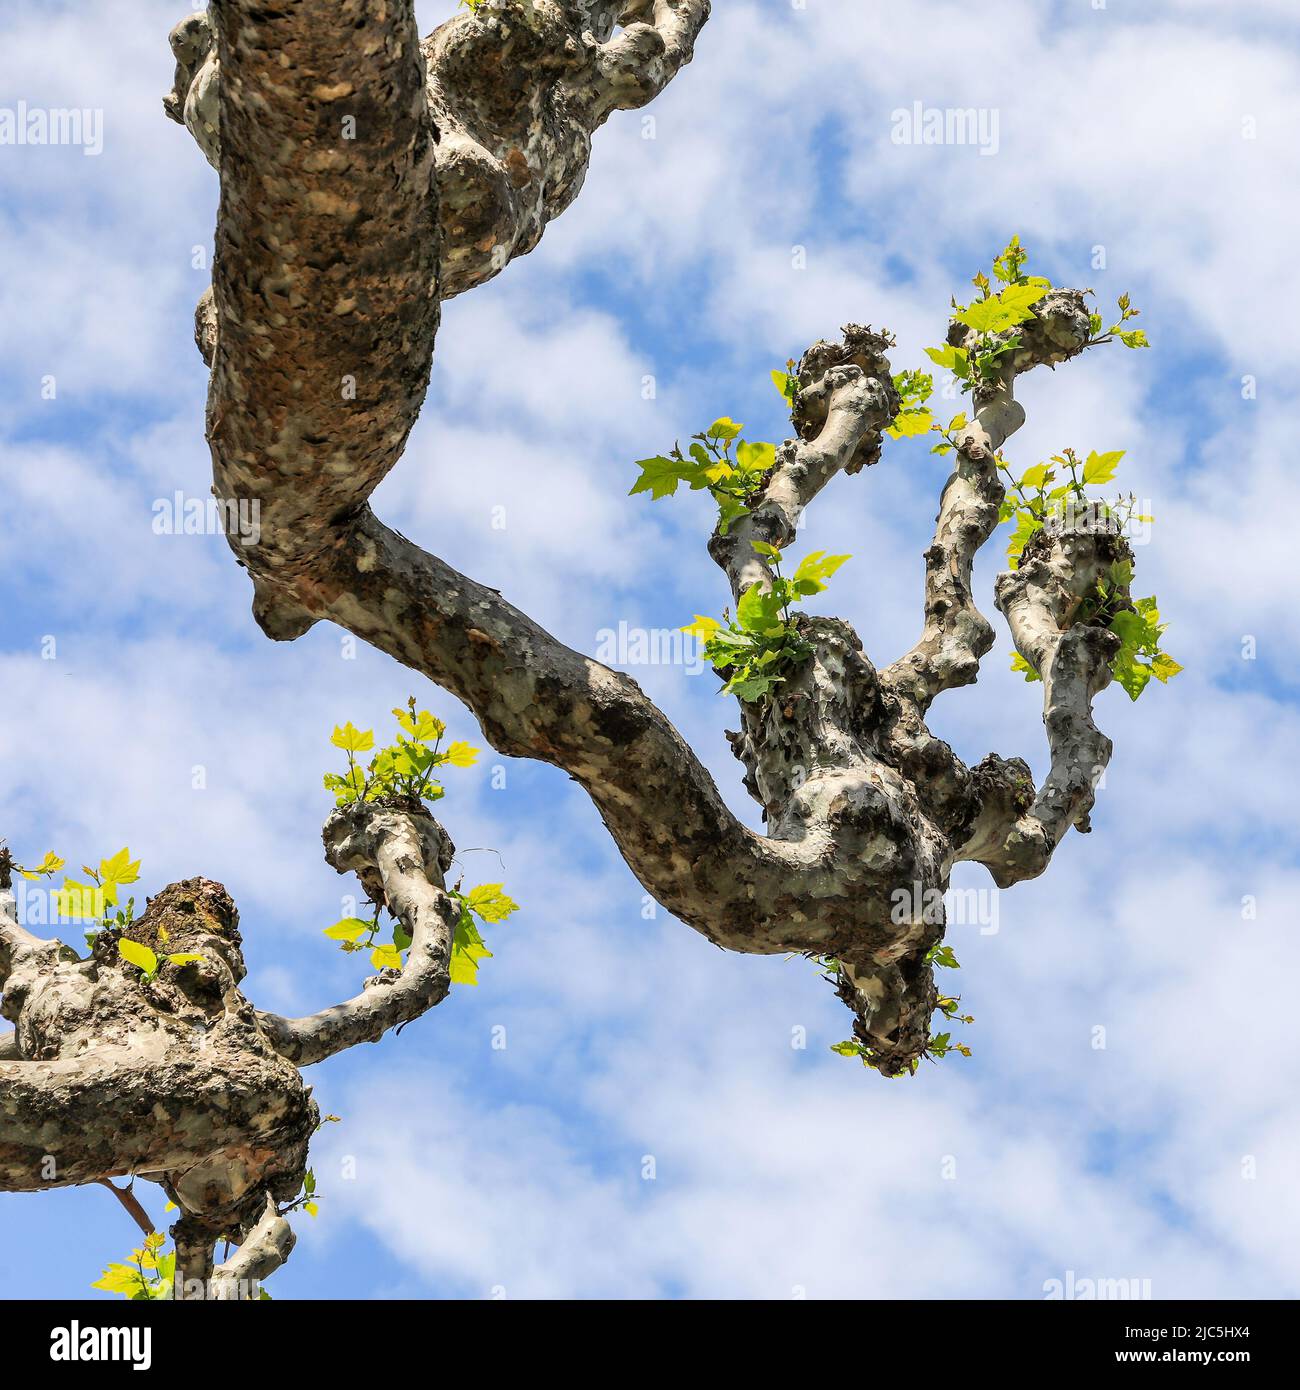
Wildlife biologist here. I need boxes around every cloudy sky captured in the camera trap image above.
[2,0,1297,1299]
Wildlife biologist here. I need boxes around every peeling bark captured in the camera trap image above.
[0,805,455,1297]
[2,0,1153,1290]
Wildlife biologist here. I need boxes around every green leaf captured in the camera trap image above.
[997,276,1050,314]
[925,942,960,969]
[1082,449,1124,484]
[725,673,781,702]
[100,847,141,887]
[736,583,785,634]
[1150,652,1183,683]
[330,722,374,754]
[1010,650,1042,683]
[393,708,445,742]
[887,408,933,439]
[956,278,1048,335]
[629,454,691,500]
[323,918,371,942]
[924,344,969,377]
[166,953,204,968]
[466,884,518,923]
[55,879,101,920]
[118,939,159,977]
[706,416,743,441]
[735,440,776,474]
[1113,654,1152,700]
[1005,513,1043,567]
[442,741,479,768]
[371,943,403,971]
[18,850,65,881]
[680,614,722,642]
[715,493,750,535]
[450,913,493,985]
[92,1263,150,1297]
[791,550,850,595]
[771,369,797,404]
[304,1201,319,1218]
[955,298,1020,335]
[1118,329,1149,349]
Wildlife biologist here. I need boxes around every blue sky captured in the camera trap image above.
[2,0,1298,1299]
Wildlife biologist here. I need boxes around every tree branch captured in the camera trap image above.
[210,1194,295,1299]
[958,526,1126,886]
[257,803,460,1066]
[204,0,441,591]
[708,326,898,601]
[881,289,1093,711]
[172,0,711,359]
[95,1179,157,1239]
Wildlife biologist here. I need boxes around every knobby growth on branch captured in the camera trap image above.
[2,0,1179,1297]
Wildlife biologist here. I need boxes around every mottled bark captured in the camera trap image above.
[0,804,454,1298]
[257,803,459,1066]
[2,0,1151,1294]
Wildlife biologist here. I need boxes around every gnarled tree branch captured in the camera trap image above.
[882,289,1093,710]
[209,1194,296,1299]
[258,803,459,1066]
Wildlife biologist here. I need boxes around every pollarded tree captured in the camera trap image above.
[0,0,1178,1299]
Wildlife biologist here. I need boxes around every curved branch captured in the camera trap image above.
[959,527,1127,886]
[430,0,711,298]
[257,804,460,1066]
[204,0,441,584]
[95,1179,157,1239]
[0,1044,304,1192]
[708,326,897,601]
[882,290,1093,711]
[209,1194,294,1300]
[171,1,711,311]
[257,510,899,958]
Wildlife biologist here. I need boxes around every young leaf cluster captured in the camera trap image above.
[1086,290,1149,350]
[996,446,1148,568]
[1014,560,1181,701]
[324,697,479,807]
[876,238,1175,701]
[19,845,148,954]
[996,450,1183,699]
[320,701,520,986]
[44,846,143,947]
[887,237,1147,440]
[92,1232,175,1301]
[630,415,777,535]
[681,546,850,702]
